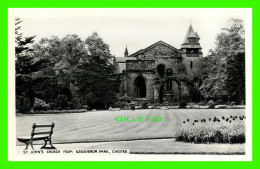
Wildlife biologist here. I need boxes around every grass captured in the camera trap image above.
[16,109,245,145]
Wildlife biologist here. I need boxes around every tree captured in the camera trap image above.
[32,35,88,109]
[201,18,245,103]
[32,33,120,109]
[73,32,121,109]
[15,18,48,112]
[226,52,245,104]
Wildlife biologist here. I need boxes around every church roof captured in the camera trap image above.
[114,56,137,73]
[129,40,181,58]
[182,24,200,44]
[114,57,137,63]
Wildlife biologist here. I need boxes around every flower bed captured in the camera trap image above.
[175,124,245,144]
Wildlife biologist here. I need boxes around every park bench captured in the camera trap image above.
[17,123,55,150]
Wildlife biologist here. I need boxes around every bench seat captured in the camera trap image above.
[17,123,55,150]
[17,136,49,143]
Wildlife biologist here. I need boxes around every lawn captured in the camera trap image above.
[16,109,245,145]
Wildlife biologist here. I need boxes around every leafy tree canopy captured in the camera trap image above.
[201,18,245,104]
[74,32,120,108]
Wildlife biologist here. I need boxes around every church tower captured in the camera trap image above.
[180,24,203,77]
[124,46,128,57]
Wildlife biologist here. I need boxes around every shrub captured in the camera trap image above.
[208,104,215,109]
[179,101,187,108]
[175,130,184,141]
[16,96,32,113]
[194,136,202,143]
[118,95,131,103]
[216,99,224,105]
[214,130,223,143]
[198,102,204,106]
[207,100,215,105]
[236,133,246,143]
[112,101,130,108]
[33,98,50,111]
[112,95,132,108]
[82,105,90,110]
[33,109,87,114]
[141,102,149,109]
[56,94,69,109]
[230,101,237,106]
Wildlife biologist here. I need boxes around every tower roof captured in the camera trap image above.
[124,46,128,55]
[194,32,200,38]
[182,24,200,44]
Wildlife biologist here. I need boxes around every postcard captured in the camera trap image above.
[8,8,252,161]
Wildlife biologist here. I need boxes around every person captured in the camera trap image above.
[108,106,113,111]
[131,103,135,111]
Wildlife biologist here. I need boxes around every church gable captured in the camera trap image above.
[129,41,181,59]
[143,43,181,59]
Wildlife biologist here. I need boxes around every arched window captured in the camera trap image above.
[166,80,172,91]
[134,76,146,98]
[157,64,165,78]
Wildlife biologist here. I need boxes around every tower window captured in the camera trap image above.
[187,49,199,54]
[166,69,173,76]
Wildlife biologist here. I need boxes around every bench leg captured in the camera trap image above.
[41,139,48,148]
[24,141,34,150]
[30,141,34,150]
[25,142,29,150]
[41,139,55,149]
[49,139,54,147]
[48,139,55,149]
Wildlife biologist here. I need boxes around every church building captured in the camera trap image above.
[113,24,203,104]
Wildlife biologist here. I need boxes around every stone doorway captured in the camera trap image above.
[134,76,146,98]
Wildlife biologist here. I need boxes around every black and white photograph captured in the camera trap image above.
[8,8,252,161]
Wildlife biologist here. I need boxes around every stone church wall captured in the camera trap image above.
[126,72,155,101]
[182,54,203,79]
[115,38,203,104]
[126,60,154,71]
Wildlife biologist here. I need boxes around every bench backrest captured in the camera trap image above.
[30,123,55,139]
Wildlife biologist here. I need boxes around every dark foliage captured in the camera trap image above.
[179,101,187,108]
[73,33,121,109]
[15,18,48,113]
[200,18,245,103]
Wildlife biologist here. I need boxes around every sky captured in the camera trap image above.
[10,8,250,57]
